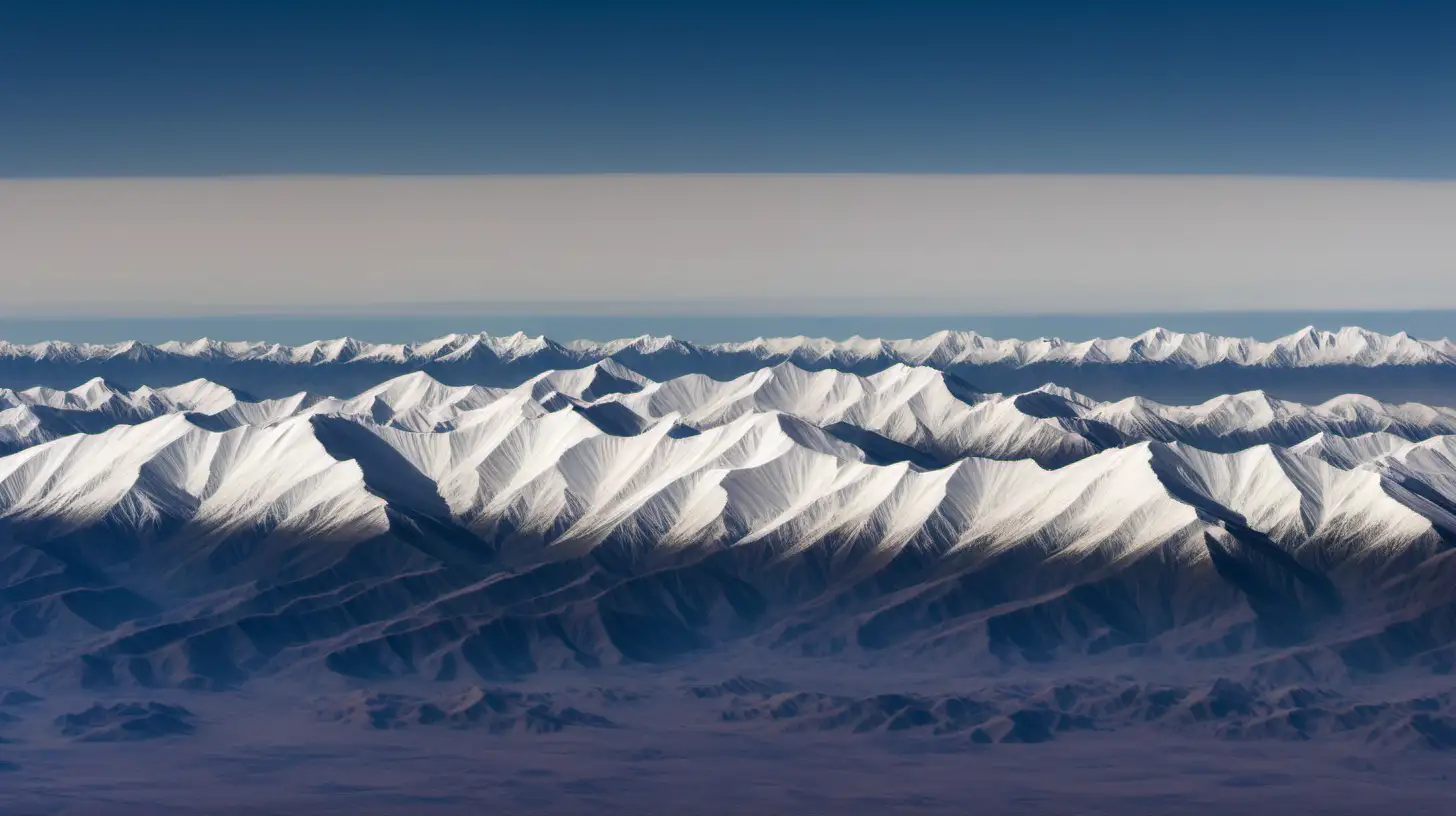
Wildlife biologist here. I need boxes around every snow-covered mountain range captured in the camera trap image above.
[0,332,1454,693]
[4,383,1453,559]
[4,325,1454,367]
[5,326,1456,405]
[5,363,1456,467]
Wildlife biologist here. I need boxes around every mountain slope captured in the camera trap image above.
[5,364,1456,469]
[0,403,1453,689]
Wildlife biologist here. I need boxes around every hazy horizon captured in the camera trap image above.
[1,309,1454,346]
[4,174,1455,320]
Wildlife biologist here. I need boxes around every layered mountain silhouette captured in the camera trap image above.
[5,326,1456,404]
[6,329,1456,816]
[0,334,1451,702]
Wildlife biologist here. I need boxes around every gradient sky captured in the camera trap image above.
[3,3,1455,329]
[2,1,1453,177]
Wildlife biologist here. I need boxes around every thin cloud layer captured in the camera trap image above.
[2,174,1454,317]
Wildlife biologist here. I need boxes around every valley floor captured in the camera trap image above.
[2,657,1454,815]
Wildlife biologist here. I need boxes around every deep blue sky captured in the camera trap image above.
[2,0,1452,177]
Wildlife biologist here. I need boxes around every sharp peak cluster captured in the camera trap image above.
[5,361,1456,468]
[2,384,1454,585]
[2,358,1456,567]
[3,325,1456,368]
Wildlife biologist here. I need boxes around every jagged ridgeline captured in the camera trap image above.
[3,326,1456,403]
[0,329,1453,692]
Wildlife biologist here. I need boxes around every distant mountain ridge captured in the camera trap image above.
[3,325,1454,367]
[5,326,1456,406]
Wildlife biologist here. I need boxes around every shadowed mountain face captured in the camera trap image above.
[4,335,1456,813]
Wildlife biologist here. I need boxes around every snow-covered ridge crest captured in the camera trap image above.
[0,407,1451,564]
[2,326,1455,369]
[1,361,1455,561]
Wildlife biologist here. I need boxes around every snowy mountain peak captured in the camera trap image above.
[5,327,1453,374]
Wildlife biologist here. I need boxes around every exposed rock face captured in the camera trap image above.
[705,677,1456,751]
[54,702,197,742]
[0,690,41,707]
[318,687,615,734]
